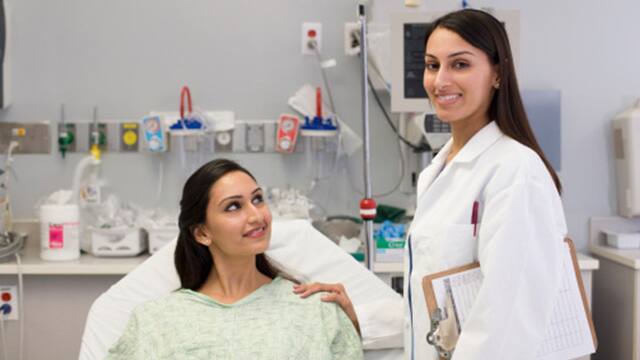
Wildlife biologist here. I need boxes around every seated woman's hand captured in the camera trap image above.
[293,282,360,334]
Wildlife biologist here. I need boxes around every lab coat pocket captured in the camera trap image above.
[441,224,477,268]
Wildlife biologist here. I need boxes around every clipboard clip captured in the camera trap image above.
[426,294,459,359]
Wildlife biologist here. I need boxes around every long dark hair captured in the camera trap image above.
[425,9,562,194]
[174,158,279,290]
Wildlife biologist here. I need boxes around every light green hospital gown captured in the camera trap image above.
[106,276,363,359]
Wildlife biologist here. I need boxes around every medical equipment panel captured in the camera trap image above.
[0,122,50,154]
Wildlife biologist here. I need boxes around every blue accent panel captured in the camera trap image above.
[521,90,562,170]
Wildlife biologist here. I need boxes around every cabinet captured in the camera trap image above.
[589,216,640,360]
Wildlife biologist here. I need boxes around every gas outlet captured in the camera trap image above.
[0,285,18,320]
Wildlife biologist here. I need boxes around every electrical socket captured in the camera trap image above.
[344,22,361,56]
[302,22,322,55]
[0,285,18,321]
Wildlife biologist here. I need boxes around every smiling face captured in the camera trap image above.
[193,171,271,259]
[423,27,499,128]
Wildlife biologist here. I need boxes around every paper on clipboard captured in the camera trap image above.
[422,239,597,359]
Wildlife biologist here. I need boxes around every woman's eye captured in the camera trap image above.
[425,62,439,71]
[225,202,240,212]
[453,61,469,69]
[252,194,264,205]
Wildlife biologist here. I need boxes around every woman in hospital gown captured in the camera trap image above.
[106,159,362,359]
[296,9,568,360]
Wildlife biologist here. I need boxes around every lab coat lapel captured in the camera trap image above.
[415,139,451,199]
[411,121,503,229]
[448,121,503,165]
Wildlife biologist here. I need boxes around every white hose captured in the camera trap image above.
[71,156,100,204]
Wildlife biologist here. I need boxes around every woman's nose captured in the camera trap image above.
[246,203,264,223]
[433,67,451,89]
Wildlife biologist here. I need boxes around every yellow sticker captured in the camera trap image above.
[123,130,138,145]
[11,128,26,137]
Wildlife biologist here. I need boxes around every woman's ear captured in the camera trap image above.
[192,225,212,246]
[492,66,500,89]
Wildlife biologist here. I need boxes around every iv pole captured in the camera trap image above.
[358,3,377,270]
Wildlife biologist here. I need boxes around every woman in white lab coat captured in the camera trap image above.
[295,9,567,360]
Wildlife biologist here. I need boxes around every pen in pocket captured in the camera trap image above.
[471,201,479,237]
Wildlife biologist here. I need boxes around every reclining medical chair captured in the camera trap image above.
[79,219,404,359]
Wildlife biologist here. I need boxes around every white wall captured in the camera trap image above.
[0,0,637,358]
[4,0,636,248]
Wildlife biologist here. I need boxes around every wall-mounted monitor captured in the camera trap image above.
[390,10,520,113]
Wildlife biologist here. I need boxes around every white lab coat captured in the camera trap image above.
[403,121,567,359]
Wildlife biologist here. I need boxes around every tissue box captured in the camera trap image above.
[148,226,179,254]
[375,236,405,263]
[90,227,147,257]
[604,230,640,249]
[374,221,406,263]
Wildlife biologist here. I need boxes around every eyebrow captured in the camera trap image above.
[425,50,475,59]
[218,187,262,205]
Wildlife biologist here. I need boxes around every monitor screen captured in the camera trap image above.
[403,23,430,100]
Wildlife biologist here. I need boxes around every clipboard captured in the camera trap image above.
[422,238,597,359]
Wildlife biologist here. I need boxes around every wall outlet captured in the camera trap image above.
[302,22,322,55]
[344,22,361,56]
[0,285,18,321]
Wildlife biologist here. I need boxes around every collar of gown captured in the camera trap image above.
[432,120,504,167]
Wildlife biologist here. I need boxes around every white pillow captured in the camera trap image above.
[79,219,403,359]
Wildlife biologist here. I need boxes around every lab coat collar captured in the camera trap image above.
[445,120,503,165]
[415,121,503,199]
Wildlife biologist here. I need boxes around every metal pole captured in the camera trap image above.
[359,4,376,270]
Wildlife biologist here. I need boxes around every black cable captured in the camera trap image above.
[367,76,423,151]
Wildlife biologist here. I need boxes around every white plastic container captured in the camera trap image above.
[40,204,80,261]
[148,226,179,254]
[90,227,147,257]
